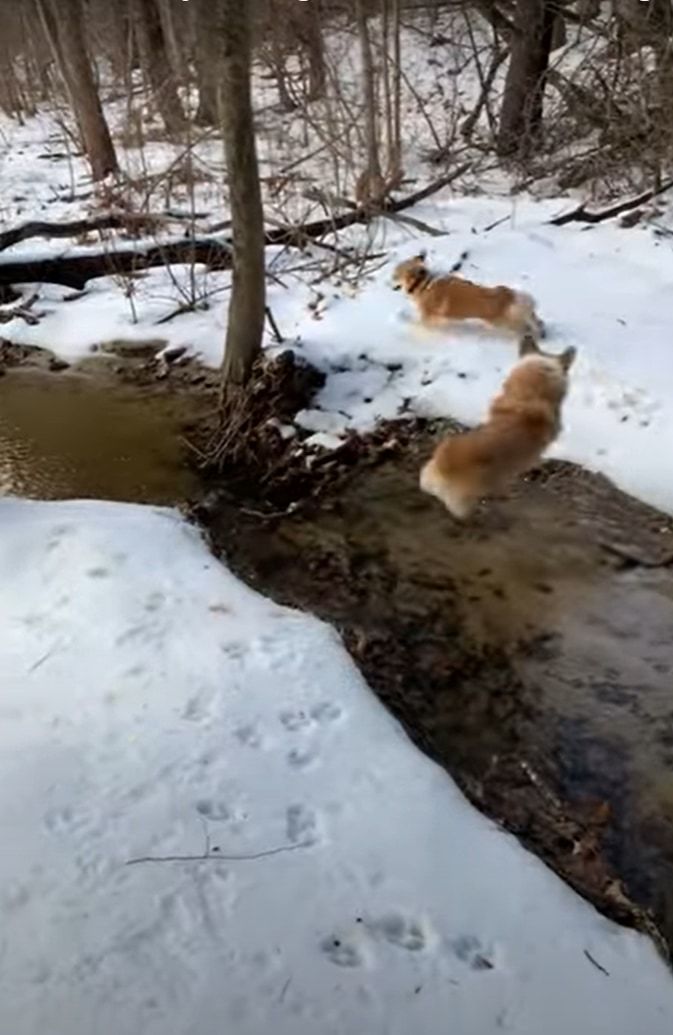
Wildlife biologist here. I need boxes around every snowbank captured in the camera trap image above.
[0,497,671,1034]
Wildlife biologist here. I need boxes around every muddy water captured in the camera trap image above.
[0,367,200,503]
[205,438,673,955]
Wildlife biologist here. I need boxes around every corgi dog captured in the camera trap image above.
[419,334,576,518]
[392,252,545,339]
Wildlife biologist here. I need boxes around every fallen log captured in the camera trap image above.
[263,162,471,247]
[549,179,673,227]
[0,237,233,290]
[0,212,167,253]
[0,163,471,290]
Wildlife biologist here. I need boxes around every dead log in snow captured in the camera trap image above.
[0,212,168,253]
[0,237,233,291]
[549,179,673,227]
[0,163,471,290]
[260,162,471,249]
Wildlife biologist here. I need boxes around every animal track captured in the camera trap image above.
[195,799,232,822]
[122,665,146,683]
[373,913,428,952]
[279,710,312,732]
[310,701,343,725]
[287,746,319,770]
[221,640,247,660]
[46,523,74,551]
[43,804,89,836]
[234,722,263,748]
[279,701,343,733]
[285,804,319,845]
[321,912,431,969]
[321,934,365,968]
[183,695,208,722]
[450,934,494,971]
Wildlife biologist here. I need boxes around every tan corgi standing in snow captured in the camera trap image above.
[419,334,576,519]
[392,252,545,339]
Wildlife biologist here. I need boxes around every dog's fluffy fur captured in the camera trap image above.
[420,334,576,518]
[392,253,545,338]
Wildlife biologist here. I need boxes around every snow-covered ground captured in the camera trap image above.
[4,192,673,512]
[1,497,672,1035]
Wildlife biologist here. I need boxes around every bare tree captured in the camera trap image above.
[497,0,556,157]
[354,0,384,203]
[212,0,266,387]
[381,0,402,184]
[132,0,186,136]
[298,0,327,100]
[36,0,118,181]
[193,0,219,125]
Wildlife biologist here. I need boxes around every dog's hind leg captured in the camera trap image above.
[504,293,545,340]
[528,310,547,340]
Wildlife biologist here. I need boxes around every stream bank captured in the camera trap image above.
[3,340,673,958]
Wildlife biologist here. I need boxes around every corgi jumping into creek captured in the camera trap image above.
[419,334,576,520]
[392,252,546,340]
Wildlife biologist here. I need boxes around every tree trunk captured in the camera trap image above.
[133,0,186,137]
[36,0,118,181]
[155,0,184,74]
[381,0,402,183]
[216,0,266,387]
[267,0,297,112]
[298,0,326,100]
[355,0,384,203]
[193,0,219,125]
[497,0,556,158]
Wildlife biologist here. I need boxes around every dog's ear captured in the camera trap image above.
[559,346,576,372]
[415,250,427,262]
[519,332,540,357]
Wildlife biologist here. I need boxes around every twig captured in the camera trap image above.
[126,841,311,866]
[584,949,610,977]
[28,643,60,673]
[265,305,285,343]
[482,214,510,233]
[519,759,564,812]
[383,211,448,237]
[450,249,470,273]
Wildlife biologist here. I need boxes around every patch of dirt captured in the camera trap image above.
[200,430,673,961]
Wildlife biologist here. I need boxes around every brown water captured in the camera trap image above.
[0,368,200,503]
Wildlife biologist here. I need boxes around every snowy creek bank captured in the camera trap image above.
[3,346,673,961]
[3,496,673,1035]
[203,431,673,960]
